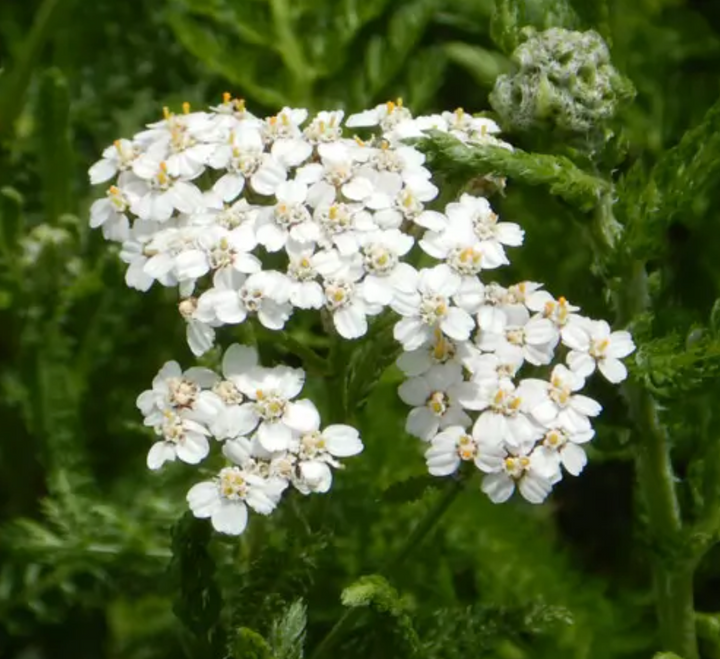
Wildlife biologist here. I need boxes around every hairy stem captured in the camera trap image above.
[614,250,698,658]
[309,478,465,659]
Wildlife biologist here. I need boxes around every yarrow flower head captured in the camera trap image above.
[91,96,635,524]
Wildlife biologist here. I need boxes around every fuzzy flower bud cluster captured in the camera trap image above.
[88,95,635,528]
[490,27,634,134]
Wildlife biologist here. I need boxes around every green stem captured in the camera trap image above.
[617,258,698,659]
[0,0,72,138]
[309,478,465,659]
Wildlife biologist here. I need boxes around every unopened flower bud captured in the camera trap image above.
[178,297,197,319]
[490,27,634,134]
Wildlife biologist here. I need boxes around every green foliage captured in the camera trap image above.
[416,130,609,211]
[269,600,307,659]
[340,575,422,657]
[5,1,720,659]
[170,513,227,658]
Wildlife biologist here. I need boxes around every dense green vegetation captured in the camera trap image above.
[3,1,720,658]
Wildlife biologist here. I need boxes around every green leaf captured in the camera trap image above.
[444,42,511,87]
[270,599,306,659]
[170,513,227,657]
[165,10,289,108]
[416,130,609,212]
[381,474,443,504]
[341,575,422,656]
[0,186,23,250]
[0,0,73,139]
[622,95,720,260]
[231,627,275,659]
[36,68,74,223]
[490,0,524,55]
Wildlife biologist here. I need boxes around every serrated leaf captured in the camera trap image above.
[341,574,406,614]
[623,95,720,260]
[270,599,306,659]
[490,0,524,55]
[231,627,274,659]
[416,130,609,211]
[381,474,443,504]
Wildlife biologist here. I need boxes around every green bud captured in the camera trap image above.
[490,27,635,135]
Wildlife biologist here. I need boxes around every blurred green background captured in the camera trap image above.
[3,1,720,658]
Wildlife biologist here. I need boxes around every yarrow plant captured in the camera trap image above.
[87,95,635,535]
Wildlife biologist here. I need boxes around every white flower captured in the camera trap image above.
[561,319,636,383]
[197,269,293,330]
[534,425,594,479]
[126,160,204,222]
[137,108,216,179]
[89,138,140,184]
[522,365,602,432]
[420,205,509,275]
[480,448,554,504]
[525,291,581,330]
[187,466,280,535]
[119,220,163,291]
[304,110,344,143]
[374,178,445,231]
[209,126,286,199]
[262,107,308,143]
[465,349,523,385]
[255,180,318,251]
[233,364,320,451]
[291,423,363,494]
[286,241,324,309]
[396,328,480,377]
[145,409,211,470]
[202,344,260,440]
[398,363,482,441]
[346,99,413,131]
[314,201,376,256]
[323,276,382,340]
[476,305,557,366]
[358,229,416,305]
[296,141,359,208]
[393,265,475,351]
[136,359,219,418]
[447,194,522,262]
[185,224,261,280]
[471,379,540,448]
[425,425,505,476]
[89,185,131,242]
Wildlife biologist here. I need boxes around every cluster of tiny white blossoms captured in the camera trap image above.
[88,95,635,523]
[136,343,362,535]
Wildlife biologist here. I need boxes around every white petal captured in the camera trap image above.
[176,433,210,464]
[440,307,474,341]
[211,502,248,535]
[472,411,506,446]
[147,442,176,470]
[481,473,515,503]
[406,406,440,441]
[598,357,628,383]
[518,473,552,504]
[334,304,368,339]
[258,421,293,451]
[223,344,259,378]
[323,425,363,457]
[187,481,221,518]
[284,399,321,433]
[561,443,587,476]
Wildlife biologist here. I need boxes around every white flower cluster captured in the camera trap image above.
[136,343,362,535]
[89,95,635,516]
